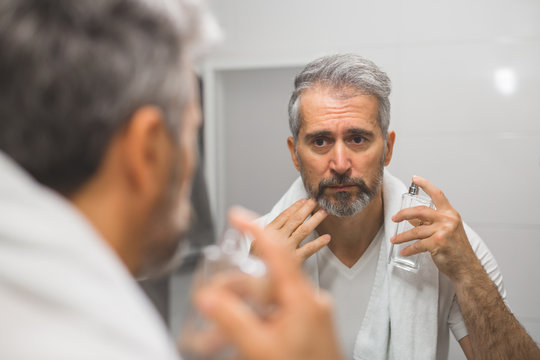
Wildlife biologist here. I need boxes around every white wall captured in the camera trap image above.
[196,0,540,358]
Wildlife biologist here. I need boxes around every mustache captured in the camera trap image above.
[316,175,370,198]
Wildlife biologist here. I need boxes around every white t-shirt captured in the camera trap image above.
[317,227,384,358]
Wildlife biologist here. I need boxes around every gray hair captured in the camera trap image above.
[288,54,392,142]
[0,0,218,194]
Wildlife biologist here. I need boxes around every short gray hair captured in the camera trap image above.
[0,0,217,194]
[288,54,392,142]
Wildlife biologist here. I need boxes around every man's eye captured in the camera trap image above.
[314,138,326,146]
[352,136,364,144]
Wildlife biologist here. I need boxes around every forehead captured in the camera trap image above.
[298,85,380,135]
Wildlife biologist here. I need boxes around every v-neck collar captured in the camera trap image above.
[316,226,384,280]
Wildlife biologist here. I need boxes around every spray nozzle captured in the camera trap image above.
[408,182,419,196]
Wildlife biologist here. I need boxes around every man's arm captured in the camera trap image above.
[454,259,539,359]
[458,336,475,360]
[391,176,540,359]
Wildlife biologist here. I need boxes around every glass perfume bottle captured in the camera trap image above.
[389,182,435,273]
[178,229,268,360]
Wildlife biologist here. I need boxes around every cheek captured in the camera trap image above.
[168,138,196,226]
[298,154,325,183]
[171,159,193,235]
[298,149,324,172]
[176,185,192,222]
[178,134,197,187]
[351,151,385,180]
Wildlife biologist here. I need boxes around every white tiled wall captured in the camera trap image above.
[173,1,540,358]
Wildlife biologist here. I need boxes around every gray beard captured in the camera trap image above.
[300,163,384,218]
[317,185,376,217]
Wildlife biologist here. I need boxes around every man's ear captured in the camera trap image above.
[121,106,172,200]
[287,136,301,172]
[384,130,396,166]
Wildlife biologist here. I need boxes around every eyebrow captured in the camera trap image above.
[346,128,374,138]
[303,128,375,142]
[304,130,332,143]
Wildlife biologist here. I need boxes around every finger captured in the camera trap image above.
[392,205,436,224]
[296,234,331,261]
[290,208,328,246]
[281,198,319,235]
[195,286,269,360]
[390,224,435,245]
[412,176,451,210]
[266,199,307,230]
[407,218,424,227]
[399,238,431,257]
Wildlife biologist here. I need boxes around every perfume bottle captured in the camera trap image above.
[179,229,268,360]
[389,182,435,273]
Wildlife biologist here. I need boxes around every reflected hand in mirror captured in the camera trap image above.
[390,176,478,280]
[250,198,330,264]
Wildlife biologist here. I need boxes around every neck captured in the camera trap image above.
[317,186,384,267]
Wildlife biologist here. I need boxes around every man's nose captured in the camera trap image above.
[329,142,351,175]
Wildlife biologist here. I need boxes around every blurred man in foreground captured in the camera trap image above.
[0,1,342,359]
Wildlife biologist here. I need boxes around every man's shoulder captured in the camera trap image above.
[0,153,178,360]
[382,170,408,198]
[0,215,178,360]
[239,177,306,254]
[261,177,307,225]
[381,170,409,228]
[461,222,493,262]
